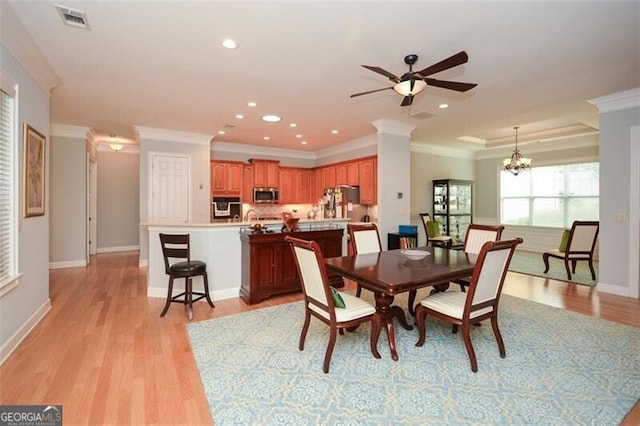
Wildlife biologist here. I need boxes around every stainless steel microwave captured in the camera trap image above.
[253,187,279,203]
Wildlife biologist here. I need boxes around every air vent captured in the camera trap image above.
[221,124,235,131]
[408,112,434,120]
[55,4,90,30]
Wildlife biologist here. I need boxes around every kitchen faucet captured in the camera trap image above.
[244,209,259,221]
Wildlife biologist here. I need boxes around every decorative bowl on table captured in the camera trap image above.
[401,249,430,261]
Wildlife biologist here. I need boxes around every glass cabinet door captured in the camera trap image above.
[432,179,473,246]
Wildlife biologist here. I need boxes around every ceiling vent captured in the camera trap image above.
[55,4,90,30]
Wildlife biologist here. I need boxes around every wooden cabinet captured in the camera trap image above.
[324,165,336,188]
[240,228,344,304]
[359,157,377,205]
[336,164,347,186]
[295,168,312,204]
[250,159,279,188]
[242,164,253,202]
[278,167,296,204]
[210,161,243,196]
[347,162,359,185]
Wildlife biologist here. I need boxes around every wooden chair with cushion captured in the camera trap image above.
[419,213,452,248]
[285,236,380,373]
[159,233,214,321]
[543,220,599,281]
[452,223,505,292]
[415,238,523,372]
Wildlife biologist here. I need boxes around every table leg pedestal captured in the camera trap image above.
[373,292,414,361]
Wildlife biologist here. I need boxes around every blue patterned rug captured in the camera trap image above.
[187,294,639,425]
[509,250,598,286]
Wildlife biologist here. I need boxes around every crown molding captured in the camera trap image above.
[372,119,415,138]
[134,126,213,145]
[475,132,599,160]
[315,134,377,160]
[410,142,475,160]
[50,123,90,138]
[211,141,316,161]
[590,87,640,113]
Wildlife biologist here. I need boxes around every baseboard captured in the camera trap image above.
[597,282,636,298]
[0,298,51,365]
[147,285,239,301]
[97,245,140,253]
[49,259,86,269]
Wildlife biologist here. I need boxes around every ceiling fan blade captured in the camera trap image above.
[424,78,478,92]
[350,87,394,98]
[414,51,469,78]
[401,95,414,107]
[361,65,401,82]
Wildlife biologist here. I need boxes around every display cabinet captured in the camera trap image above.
[432,179,473,246]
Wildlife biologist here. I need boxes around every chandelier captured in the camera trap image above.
[503,126,531,175]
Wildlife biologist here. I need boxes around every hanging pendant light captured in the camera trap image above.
[503,126,531,176]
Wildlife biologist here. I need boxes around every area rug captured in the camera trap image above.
[187,294,639,425]
[508,250,598,286]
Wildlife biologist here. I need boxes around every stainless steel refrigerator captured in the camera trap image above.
[323,185,366,220]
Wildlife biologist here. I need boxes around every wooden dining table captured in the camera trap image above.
[324,246,476,361]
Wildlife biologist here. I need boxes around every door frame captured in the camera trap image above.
[86,153,97,264]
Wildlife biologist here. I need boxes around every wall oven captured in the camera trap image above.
[253,187,279,204]
[212,197,241,220]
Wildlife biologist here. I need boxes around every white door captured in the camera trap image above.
[151,154,190,223]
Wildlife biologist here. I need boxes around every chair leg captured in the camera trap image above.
[543,253,550,273]
[571,260,577,273]
[414,306,427,347]
[491,315,506,359]
[355,284,362,297]
[459,284,466,293]
[299,310,311,351]
[323,328,338,373]
[202,272,215,308]
[588,258,596,280]
[160,276,175,317]
[407,290,417,316]
[563,258,572,280]
[461,323,478,373]
[186,277,194,321]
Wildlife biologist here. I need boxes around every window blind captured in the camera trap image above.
[0,86,16,286]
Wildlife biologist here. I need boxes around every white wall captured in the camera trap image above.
[0,4,53,363]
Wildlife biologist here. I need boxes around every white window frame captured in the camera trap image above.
[499,160,600,228]
[0,69,21,298]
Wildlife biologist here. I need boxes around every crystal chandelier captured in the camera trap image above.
[503,126,531,175]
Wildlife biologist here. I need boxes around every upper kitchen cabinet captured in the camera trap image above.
[250,159,279,188]
[324,165,336,189]
[279,167,312,204]
[336,161,360,186]
[295,168,312,204]
[242,164,254,202]
[358,157,377,205]
[211,161,243,196]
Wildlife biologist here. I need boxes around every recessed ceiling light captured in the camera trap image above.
[439,103,449,109]
[221,39,237,49]
[295,134,302,138]
[289,123,297,128]
[263,136,270,140]
[235,114,244,119]
[218,130,225,135]
[331,129,339,134]
[248,102,257,107]
[301,141,308,145]
[261,115,281,123]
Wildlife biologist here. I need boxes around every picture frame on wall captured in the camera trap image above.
[24,123,46,217]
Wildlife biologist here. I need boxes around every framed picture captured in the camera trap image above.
[24,123,46,217]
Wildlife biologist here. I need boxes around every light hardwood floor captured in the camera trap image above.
[0,251,638,425]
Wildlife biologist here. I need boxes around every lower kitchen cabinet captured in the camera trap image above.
[240,228,344,304]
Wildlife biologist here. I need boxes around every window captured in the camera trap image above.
[500,162,599,227]
[0,70,19,296]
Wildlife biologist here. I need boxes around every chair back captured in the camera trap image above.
[347,223,382,254]
[567,221,599,254]
[419,213,440,238]
[466,238,523,312]
[159,233,191,274]
[463,224,505,254]
[285,236,332,310]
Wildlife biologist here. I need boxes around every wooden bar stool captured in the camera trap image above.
[159,233,214,320]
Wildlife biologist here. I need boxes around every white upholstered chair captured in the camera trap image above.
[415,238,522,372]
[285,236,380,373]
[452,223,505,292]
[543,220,599,281]
[347,223,383,298]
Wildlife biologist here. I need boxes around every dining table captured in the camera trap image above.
[324,246,476,361]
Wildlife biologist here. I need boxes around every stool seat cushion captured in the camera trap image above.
[169,260,207,274]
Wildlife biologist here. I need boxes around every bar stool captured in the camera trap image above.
[159,233,214,320]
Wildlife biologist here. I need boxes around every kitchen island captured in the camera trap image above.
[146,219,349,302]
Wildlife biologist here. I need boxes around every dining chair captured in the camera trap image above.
[348,224,419,315]
[159,233,214,321]
[419,213,452,248]
[415,238,523,372]
[285,236,380,373]
[452,223,505,292]
[543,220,599,280]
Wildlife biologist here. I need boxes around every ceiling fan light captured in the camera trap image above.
[393,80,427,96]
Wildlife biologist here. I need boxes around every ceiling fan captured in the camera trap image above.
[350,51,477,107]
